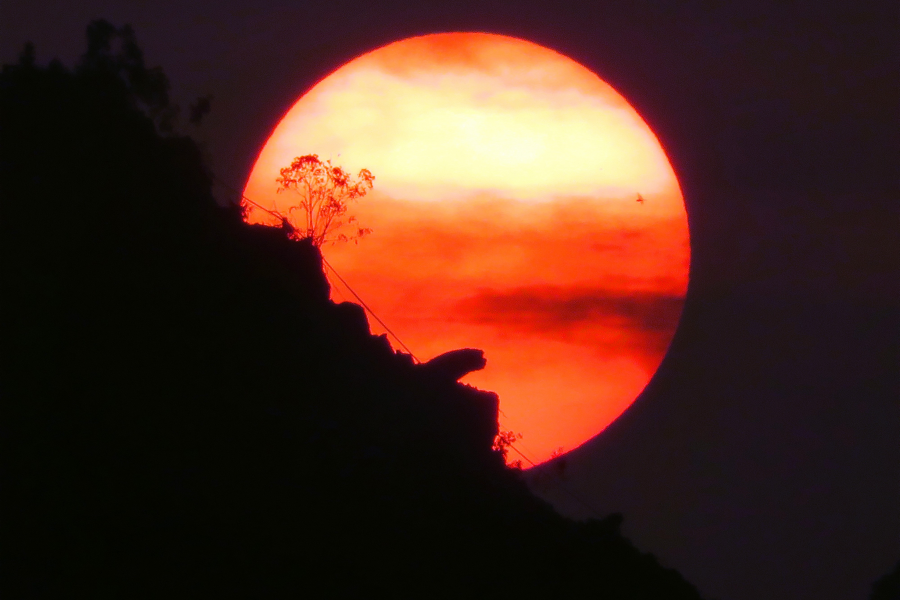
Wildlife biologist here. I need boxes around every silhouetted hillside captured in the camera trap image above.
[2,22,704,598]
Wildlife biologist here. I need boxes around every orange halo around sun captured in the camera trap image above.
[244,33,690,465]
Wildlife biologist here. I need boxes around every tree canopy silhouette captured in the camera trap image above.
[262,154,374,246]
[77,19,178,132]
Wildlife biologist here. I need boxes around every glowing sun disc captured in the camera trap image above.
[244,32,690,465]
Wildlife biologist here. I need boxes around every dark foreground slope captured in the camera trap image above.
[2,25,703,598]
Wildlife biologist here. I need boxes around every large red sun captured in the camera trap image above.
[243,33,690,465]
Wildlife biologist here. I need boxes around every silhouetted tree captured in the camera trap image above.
[264,154,374,246]
[77,19,178,132]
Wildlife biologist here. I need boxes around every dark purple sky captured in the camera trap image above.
[3,2,897,599]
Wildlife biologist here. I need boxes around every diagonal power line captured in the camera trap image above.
[214,175,613,520]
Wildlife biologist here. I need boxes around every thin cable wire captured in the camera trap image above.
[321,256,419,363]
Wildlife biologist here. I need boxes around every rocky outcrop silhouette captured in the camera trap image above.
[421,347,488,380]
[2,22,705,599]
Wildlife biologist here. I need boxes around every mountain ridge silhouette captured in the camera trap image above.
[2,22,705,598]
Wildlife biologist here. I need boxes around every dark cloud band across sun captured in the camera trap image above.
[456,286,685,335]
[455,286,685,369]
